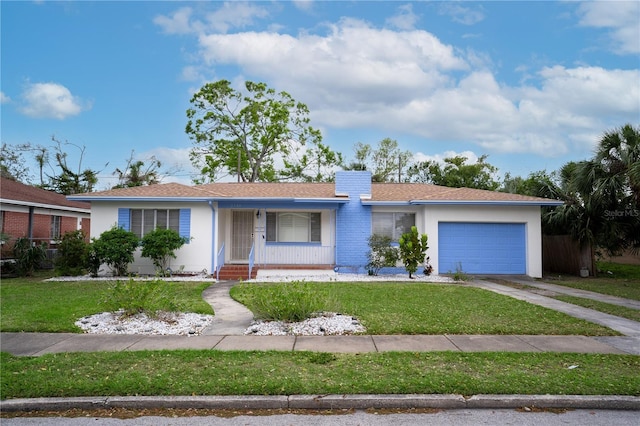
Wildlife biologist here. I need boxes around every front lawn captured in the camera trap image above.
[0,278,214,333]
[2,350,639,399]
[544,261,640,301]
[231,282,618,335]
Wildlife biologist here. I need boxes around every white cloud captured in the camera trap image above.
[153,7,197,35]
[577,1,640,54]
[154,2,269,35]
[439,3,485,26]
[292,1,314,12]
[386,3,420,30]
[0,91,10,103]
[19,82,89,119]
[167,6,638,159]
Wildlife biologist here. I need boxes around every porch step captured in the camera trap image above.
[217,265,258,281]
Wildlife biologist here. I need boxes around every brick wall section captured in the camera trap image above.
[1,211,89,245]
[2,211,30,239]
[335,171,372,272]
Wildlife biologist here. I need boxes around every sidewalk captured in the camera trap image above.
[1,274,639,357]
[2,331,630,357]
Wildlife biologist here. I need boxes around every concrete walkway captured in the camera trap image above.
[200,280,253,335]
[1,276,639,356]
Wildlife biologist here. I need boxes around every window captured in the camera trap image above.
[372,212,415,240]
[130,209,180,238]
[266,212,321,243]
[50,216,61,240]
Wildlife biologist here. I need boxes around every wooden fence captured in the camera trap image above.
[542,235,594,276]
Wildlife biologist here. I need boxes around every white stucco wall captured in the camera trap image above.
[89,201,214,276]
[421,204,543,278]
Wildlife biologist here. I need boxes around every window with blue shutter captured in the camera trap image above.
[120,208,191,241]
[117,208,131,231]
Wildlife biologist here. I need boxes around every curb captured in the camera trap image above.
[2,394,639,412]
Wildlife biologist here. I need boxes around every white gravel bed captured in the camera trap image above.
[75,310,215,336]
[245,312,366,336]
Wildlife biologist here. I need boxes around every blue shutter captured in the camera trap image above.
[179,209,191,242]
[117,208,130,231]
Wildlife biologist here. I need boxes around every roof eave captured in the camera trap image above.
[408,200,564,206]
[66,196,213,202]
[0,198,91,213]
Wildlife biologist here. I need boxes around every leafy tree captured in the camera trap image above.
[501,170,557,197]
[366,234,400,276]
[113,151,162,189]
[398,226,429,278]
[344,138,412,182]
[140,228,188,275]
[91,226,139,276]
[407,154,500,190]
[186,79,342,183]
[0,143,32,183]
[54,230,89,276]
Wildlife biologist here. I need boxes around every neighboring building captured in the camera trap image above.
[68,171,562,278]
[0,177,91,253]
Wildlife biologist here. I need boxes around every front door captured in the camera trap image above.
[232,211,254,261]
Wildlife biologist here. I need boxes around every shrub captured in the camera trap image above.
[54,230,89,276]
[238,281,341,322]
[366,234,399,276]
[140,228,188,276]
[398,226,429,278]
[91,226,139,276]
[12,237,47,277]
[102,277,183,317]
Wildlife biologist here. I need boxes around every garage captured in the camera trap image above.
[438,222,526,275]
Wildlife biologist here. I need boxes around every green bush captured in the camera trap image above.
[398,226,429,278]
[12,237,47,277]
[103,278,184,317]
[366,234,399,276]
[237,281,341,322]
[54,230,89,276]
[140,228,188,276]
[91,226,139,276]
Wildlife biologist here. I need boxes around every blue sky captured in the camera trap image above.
[2,1,639,189]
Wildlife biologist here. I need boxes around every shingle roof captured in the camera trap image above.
[68,180,557,204]
[370,183,554,203]
[0,177,90,210]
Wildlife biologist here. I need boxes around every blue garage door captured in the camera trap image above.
[438,223,526,274]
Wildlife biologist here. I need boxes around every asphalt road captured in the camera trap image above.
[3,409,639,425]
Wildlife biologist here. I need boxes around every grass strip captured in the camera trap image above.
[2,350,638,399]
[232,282,618,336]
[554,296,640,322]
[0,280,213,333]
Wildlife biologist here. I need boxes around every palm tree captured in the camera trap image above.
[574,124,640,254]
[113,152,162,188]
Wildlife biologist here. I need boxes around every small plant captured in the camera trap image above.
[398,226,429,278]
[366,234,399,276]
[12,237,47,277]
[140,228,188,276]
[54,230,89,276]
[102,277,183,317]
[452,262,471,281]
[236,280,341,322]
[91,226,139,276]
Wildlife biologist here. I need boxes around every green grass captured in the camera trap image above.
[554,295,640,322]
[232,282,618,336]
[0,277,213,332]
[2,350,638,399]
[542,261,640,301]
